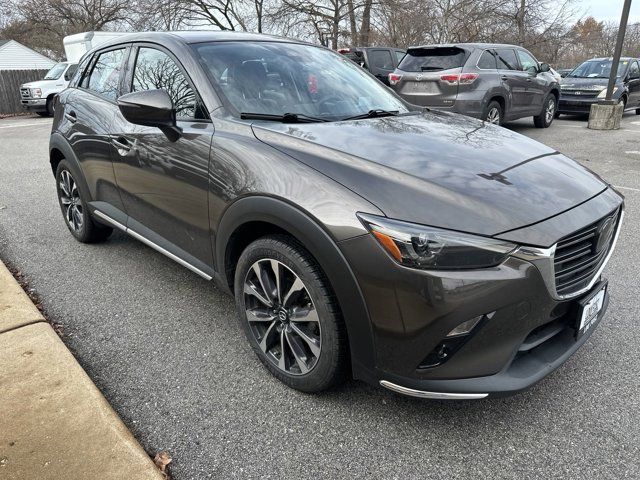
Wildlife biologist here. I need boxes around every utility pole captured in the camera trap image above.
[604,0,633,102]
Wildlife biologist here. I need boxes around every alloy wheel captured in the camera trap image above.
[545,99,555,123]
[486,107,500,124]
[59,170,83,233]
[243,259,321,375]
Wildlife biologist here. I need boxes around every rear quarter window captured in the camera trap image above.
[399,47,467,72]
[477,50,497,70]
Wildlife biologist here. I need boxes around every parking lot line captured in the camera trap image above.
[615,185,640,192]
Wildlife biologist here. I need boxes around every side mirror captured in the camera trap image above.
[539,63,551,73]
[117,89,181,141]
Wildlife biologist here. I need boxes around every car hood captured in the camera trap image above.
[21,79,59,89]
[561,77,622,89]
[252,111,607,237]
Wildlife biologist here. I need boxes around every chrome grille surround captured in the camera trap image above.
[513,208,624,300]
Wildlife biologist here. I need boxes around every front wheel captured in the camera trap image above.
[234,235,348,392]
[534,95,556,128]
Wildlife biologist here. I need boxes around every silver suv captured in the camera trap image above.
[389,43,560,127]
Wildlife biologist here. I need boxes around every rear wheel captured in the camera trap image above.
[483,101,503,125]
[234,235,348,392]
[534,95,556,128]
[55,160,112,243]
[46,96,54,116]
[636,108,640,115]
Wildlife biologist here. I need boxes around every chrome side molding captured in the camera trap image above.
[92,209,213,281]
[379,380,488,400]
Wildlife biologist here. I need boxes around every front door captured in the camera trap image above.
[110,44,214,267]
[517,49,546,114]
[626,61,640,108]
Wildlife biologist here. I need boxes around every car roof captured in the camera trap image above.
[586,57,637,62]
[407,43,522,51]
[94,30,311,49]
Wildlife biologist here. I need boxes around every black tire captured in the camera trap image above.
[483,100,503,125]
[534,94,557,128]
[46,96,54,116]
[36,111,49,117]
[636,108,640,115]
[55,159,113,243]
[234,235,348,392]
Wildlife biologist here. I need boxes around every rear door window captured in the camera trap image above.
[85,48,126,100]
[369,49,394,70]
[399,47,467,72]
[477,50,497,69]
[495,49,519,71]
[394,50,406,64]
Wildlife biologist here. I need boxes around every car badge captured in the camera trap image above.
[415,74,423,81]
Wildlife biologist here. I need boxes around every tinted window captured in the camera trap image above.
[64,64,78,81]
[193,41,408,120]
[517,50,538,72]
[629,61,640,79]
[132,47,201,119]
[477,50,497,69]
[399,47,466,72]
[71,56,92,88]
[86,49,126,100]
[395,50,405,63]
[495,49,518,70]
[369,50,393,70]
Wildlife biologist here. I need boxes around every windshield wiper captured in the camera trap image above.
[341,109,400,121]
[240,112,328,123]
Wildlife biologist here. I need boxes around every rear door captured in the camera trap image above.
[495,48,529,118]
[110,44,214,267]
[393,46,467,107]
[65,46,129,221]
[366,49,396,85]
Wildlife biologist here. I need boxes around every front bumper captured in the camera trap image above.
[21,98,47,111]
[558,95,604,114]
[339,191,623,399]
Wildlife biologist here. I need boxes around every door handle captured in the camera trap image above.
[526,78,532,82]
[501,75,508,81]
[112,136,132,154]
[64,110,77,123]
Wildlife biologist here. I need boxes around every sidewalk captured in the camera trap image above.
[0,261,163,480]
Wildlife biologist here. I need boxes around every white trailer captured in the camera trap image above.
[63,31,129,63]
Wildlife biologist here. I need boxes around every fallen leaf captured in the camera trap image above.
[153,451,172,474]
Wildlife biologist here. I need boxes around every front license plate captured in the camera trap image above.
[576,282,607,339]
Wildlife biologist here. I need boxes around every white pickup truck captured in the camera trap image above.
[20,31,127,116]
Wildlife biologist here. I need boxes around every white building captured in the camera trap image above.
[0,40,56,70]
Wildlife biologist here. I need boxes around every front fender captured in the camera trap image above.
[216,195,377,381]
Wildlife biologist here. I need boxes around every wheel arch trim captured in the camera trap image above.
[49,132,93,202]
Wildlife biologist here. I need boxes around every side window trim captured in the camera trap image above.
[78,44,131,104]
[126,42,211,123]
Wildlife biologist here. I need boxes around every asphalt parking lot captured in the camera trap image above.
[1,113,639,479]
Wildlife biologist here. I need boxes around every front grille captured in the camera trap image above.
[20,88,30,98]
[561,89,600,98]
[553,209,619,296]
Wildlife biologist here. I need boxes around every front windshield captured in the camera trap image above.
[568,59,629,79]
[44,63,68,80]
[192,41,409,121]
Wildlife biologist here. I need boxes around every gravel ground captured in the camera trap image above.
[0,113,639,479]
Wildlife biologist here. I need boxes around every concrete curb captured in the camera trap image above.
[0,261,163,480]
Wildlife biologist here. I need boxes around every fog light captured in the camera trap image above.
[446,315,483,337]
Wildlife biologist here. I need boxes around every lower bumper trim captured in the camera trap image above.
[379,380,488,400]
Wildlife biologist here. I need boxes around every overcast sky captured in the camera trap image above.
[581,0,640,23]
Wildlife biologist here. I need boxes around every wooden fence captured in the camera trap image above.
[0,69,48,114]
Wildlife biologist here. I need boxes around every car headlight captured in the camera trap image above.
[32,88,42,98]
[597,87,618,98]
[358,213,517,270]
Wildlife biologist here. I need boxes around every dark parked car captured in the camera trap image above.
[338,47,405,85]
[557,68,574,78]
[388,43,560,127]
[558,57,640,116]
[50,32,624,399]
